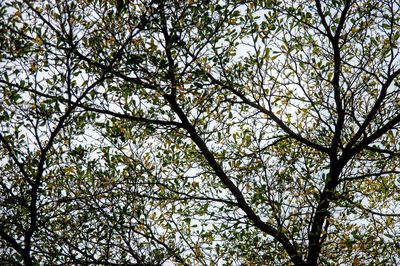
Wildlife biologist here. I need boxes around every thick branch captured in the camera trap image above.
[306,2,352,264]
[165,95,305,265]
[0,227,25,257]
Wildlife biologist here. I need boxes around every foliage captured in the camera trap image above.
[0,0,400,265]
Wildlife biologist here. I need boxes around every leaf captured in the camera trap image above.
[1,1,399,265]
[34,35,43,45]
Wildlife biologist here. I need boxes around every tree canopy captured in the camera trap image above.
[1,0,400,265]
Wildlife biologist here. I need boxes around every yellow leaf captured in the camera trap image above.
[65,166,75,174]
[352,256,360,266]
[328,72,333,81]
[30,63,37,72]
[34,35,43,45]
[396,98,400,108]
[386,217,393,226]
[194,244,201,257]
[245,184,251,192]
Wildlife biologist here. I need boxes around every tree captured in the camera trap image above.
[0,0,399,265]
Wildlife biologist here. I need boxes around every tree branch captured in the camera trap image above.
[165,94,305,265]
[344,68,400,155]
[202,70,329,154]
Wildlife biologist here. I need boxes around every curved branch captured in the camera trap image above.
[0,134,33,186]
[339,170,400,183]
[342,196,400,217]
[344,68,400,155]
[165,94,305,265]
[203,70,329,154]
